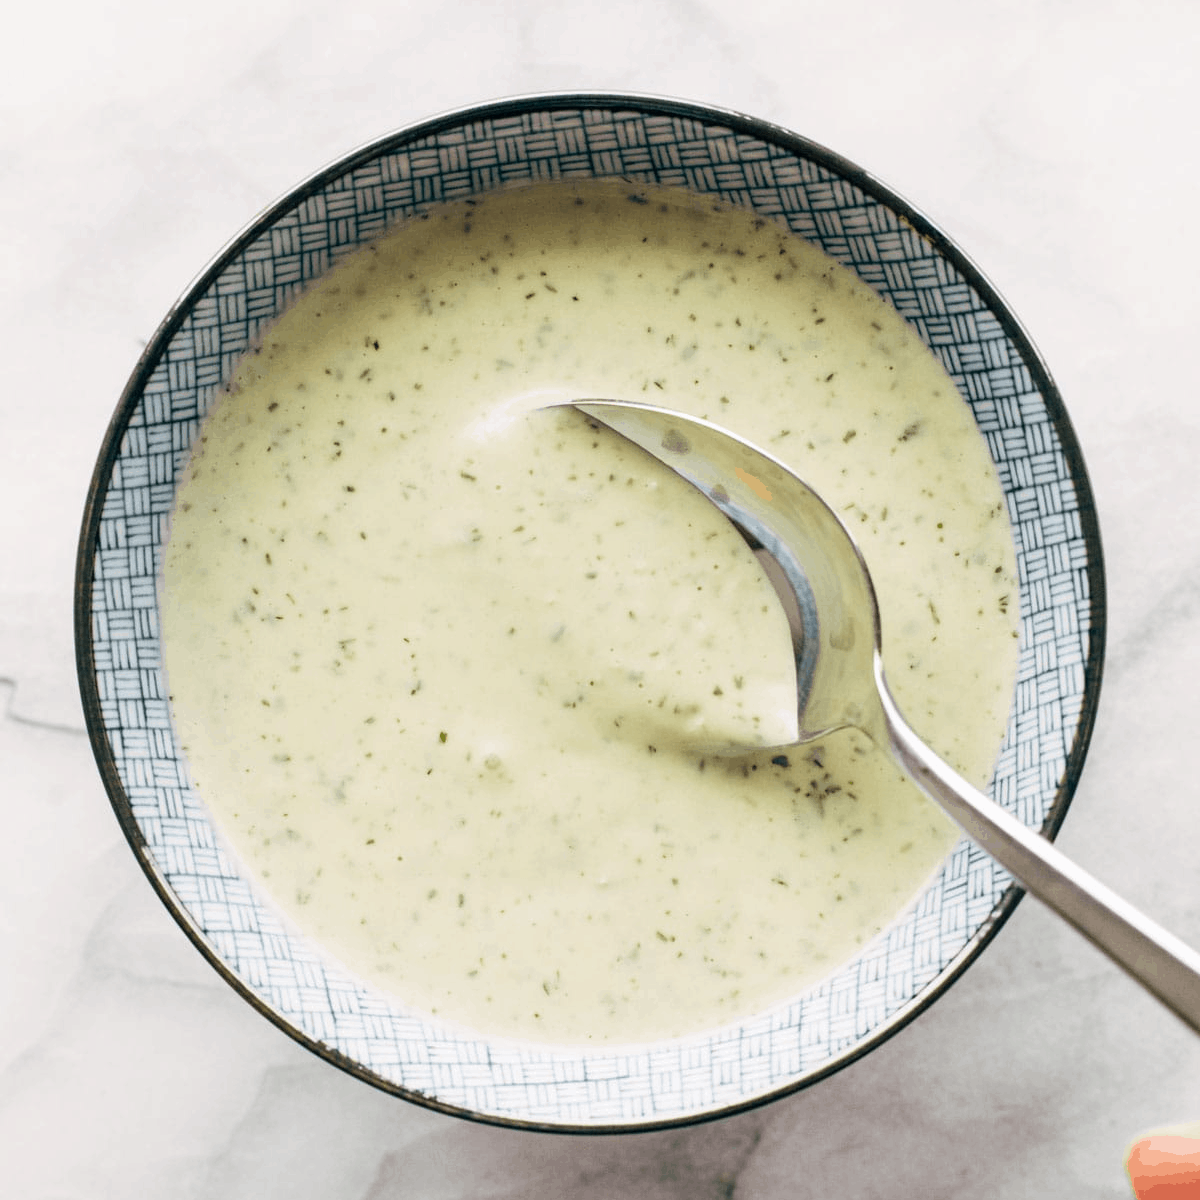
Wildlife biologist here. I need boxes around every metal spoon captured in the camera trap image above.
[560,398,1200,1035]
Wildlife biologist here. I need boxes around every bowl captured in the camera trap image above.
[75,92,1105,1130]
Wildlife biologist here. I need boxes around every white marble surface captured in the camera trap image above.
[3,1,1200,1195]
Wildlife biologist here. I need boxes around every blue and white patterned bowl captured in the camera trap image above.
[75,93,1105,1130]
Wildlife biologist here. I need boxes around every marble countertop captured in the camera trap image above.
[4,1,1200,1195]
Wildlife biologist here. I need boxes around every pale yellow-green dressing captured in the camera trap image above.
[161,180,1019,1044]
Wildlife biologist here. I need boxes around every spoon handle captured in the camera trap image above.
[876,667,1200,1037]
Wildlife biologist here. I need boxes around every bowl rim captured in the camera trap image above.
[73,89,1107,1131]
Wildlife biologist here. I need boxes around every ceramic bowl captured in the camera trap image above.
[75,93,1105,1131]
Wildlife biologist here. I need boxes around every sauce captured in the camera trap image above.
[161,180,1019,1044]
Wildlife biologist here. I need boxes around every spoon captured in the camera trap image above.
[559,398,1200,1036]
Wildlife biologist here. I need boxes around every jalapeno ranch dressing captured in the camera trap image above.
[161,180,1019,1045]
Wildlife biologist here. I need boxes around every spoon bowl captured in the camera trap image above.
[565,398,1200,1037]
[565,399,885,750]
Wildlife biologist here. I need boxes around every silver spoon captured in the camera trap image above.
[559,398,1200,1036]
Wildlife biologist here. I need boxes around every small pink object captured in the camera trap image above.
[1126,1136,1200,1198]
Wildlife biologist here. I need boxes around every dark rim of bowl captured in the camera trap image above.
[73,89,1107,1133]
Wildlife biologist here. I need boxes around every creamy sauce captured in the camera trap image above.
[161,180,1019,1044]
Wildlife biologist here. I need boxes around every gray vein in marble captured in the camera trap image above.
[0,678,87,737]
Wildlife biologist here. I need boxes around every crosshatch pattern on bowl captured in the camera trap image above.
[81,99,1100,1128]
